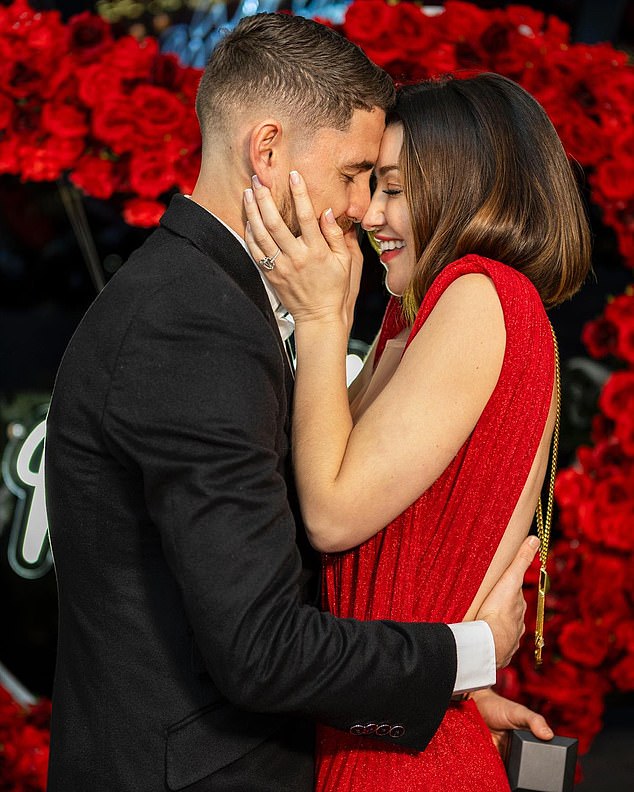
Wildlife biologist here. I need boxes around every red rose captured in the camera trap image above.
[390,4,438,58]
[0,40,13,86]
[92,98,139,154]
[554,115,607,166]
[580,552,626,598]
[123,197,166,228]
[383,53,430,84]
[591,414,615,444]
[599,371,634,420]
[582,316,618,358]
[593,160,634,201]
[592,438,629,471]
[129,150,176,199]
[611,655,634,691]
[479,20,512,62]
[438,1,492,45]
[77,63,124,108]
[550,538,582,590]
[179,67,203,106]
[605,292,634,324]
[552,693,604,755]
[602,293,634,363]
[342,1,398,50]
[5,59,44,99]
[41,101,88,139]
[616,322,634,365]
[558,619,611,667]
[593,472,630,511]
[0,91,14,129]
[364,43,410,74]
[68,10,112,63]
[489,31,542,80]
[131,85,186,140]
[543,13,571,45]
[110,35,159,81]
[70,153,117,200]
[555,468,590,509]
[504,6,547,35]
[152,52,185,91]
[617,232,634,266]
[19,135,84,181]
[614,620,634,653]
[523,658,605,706]
[614,413,634,456]
[580,576,630,627]
[495,666,522,701]
[0,133,19,174]
[418,43,458,77]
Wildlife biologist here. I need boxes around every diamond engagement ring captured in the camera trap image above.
[258,249,281,270]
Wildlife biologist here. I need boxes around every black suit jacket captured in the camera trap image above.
[45,195,457,792]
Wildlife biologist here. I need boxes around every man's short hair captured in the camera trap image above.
[195,13,394,142]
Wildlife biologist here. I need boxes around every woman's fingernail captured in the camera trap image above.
[325,208,335,224]
[290,170,300,185]
[244,188,254,204]
[544,728,554,738]
[252,174,262,189]
[245,220,252,235]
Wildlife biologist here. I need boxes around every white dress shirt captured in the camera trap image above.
[187,197,496,695]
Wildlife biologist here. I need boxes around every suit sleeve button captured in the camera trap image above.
[350,724,365,736]
[376,723,391,736]
[390,725,405,738]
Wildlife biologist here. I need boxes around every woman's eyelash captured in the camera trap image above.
[383,188,403,196]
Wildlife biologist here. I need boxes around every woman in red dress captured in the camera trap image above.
[245,73,590,790]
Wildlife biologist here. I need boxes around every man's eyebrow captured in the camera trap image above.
[344,160,376,173]
[376,164,400,177]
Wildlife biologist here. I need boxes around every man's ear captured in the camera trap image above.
[249,119,285,189]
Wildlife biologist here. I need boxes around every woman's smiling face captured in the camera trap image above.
[362,123,416,298]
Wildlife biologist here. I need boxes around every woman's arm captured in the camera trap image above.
[244,173,505,552]
[292,275,505,551]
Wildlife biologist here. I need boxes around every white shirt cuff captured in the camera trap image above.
[448,621,496,695]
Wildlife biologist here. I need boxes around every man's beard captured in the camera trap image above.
[279,190,299,236]
[278,189,355,236]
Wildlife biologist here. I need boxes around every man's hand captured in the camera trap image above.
[471,688,554,756]
[475,535,540,668]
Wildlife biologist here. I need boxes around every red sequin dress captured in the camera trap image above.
[315,256,554,792]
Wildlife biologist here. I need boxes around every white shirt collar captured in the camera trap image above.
[184,196,294,341]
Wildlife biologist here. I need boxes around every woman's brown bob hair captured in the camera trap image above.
[390,73,591,322]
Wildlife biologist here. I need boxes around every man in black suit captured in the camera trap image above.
[45,13,546,792]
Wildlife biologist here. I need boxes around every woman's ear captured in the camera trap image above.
[249,119,286,189]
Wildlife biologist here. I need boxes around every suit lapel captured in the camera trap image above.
[160,195,295,399]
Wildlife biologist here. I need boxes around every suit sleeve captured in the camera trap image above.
[101,269,457,751]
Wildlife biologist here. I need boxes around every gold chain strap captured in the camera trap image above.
[534,323,561,666]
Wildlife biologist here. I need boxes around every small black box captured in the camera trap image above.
[505,729,578,792]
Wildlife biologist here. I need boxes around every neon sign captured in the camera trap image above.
[2,410,52,579]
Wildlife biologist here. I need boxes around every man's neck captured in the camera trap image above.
[191,169,247,241]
